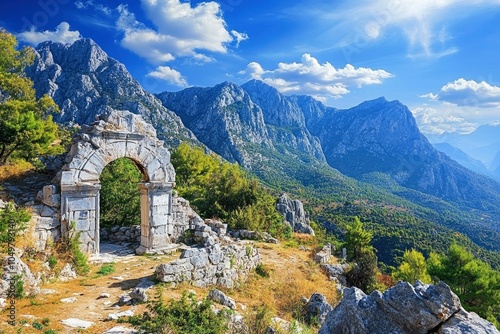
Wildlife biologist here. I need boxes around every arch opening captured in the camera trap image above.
[99,157,143,250]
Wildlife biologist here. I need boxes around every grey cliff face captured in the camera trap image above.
[242,79,326,162]
[26,38,197,147]
[319,281,499,334]
[157,82,271,166]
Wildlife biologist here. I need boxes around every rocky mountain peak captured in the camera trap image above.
[27,39,197,147]
[242,79,306,128]
[35,38,110,74]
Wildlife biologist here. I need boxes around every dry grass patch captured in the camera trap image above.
[234,242,339,324]
[0,160,34,182]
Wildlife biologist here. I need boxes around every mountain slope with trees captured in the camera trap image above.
[23,36,500,269]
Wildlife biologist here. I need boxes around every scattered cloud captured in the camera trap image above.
[75,0,112,15]
[240,53,393,100]
[423,78,500,108]
[17,22,81,46]
[147,66,188,87]
[231,30,249,47]
[116,0,245,64]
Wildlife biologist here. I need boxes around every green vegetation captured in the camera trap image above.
[96,262,116,276]
[255,263,270,278]
[0,30,63,166]
[171,143,289,239]
[343,217,378,293]
[392,249,431,284]
[65,227,90,276]
[0,201,30,244]
[126,289,230,334]
[427,243,500,327]
[100,157,143,227]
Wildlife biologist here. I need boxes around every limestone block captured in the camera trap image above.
[42,185,60,207]
[35,216,60,230]
[125,141,141,160]
[150,167,166,181]
[76,219,91,231]
[61,171,76,186]
[77,170,99,182]
[146,159,162,179]
[68,197,95,211]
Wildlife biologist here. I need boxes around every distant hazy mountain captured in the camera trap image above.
[26,38,197,147]
[433,142,495,179]
[427,124,500,168]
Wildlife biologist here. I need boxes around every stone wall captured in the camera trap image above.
[100,226,140,244]
[156,242,261,288]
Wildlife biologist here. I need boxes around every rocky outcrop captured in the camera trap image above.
[208,289,237,310]
[319,281,499,334]
[1,256,41,298]
[155,242,261,288]
[241,79,326,163]
[314,243,332,264]
[276,193,314,235]
[305,293,333,325]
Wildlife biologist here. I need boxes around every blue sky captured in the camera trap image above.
[1,0,500,135]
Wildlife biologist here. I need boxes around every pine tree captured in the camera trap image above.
[0,29,62,165]
[393,249,431,284]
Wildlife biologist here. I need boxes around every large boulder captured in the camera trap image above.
[319,281,499,334]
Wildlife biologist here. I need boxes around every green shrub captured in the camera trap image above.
[171,143,289,240]
[13,274,24,298]
[0,201,30,244]
[48,255,57,269]
[69,231,90,276]
[255,263,270,278]
[127,289,230,334]
[96,263,115,276]
[32,321,43,330]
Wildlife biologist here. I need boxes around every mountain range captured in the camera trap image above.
[26,38,500,265]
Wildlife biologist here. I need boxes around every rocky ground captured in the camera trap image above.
[0,239,338,333]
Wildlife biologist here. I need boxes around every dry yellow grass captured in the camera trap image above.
[0,160,34,182]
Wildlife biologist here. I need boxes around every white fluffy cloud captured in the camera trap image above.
[241,53,393,100]
[116,0,244,64]
[147,66,188,87]
[411,106,478,134]
[17,22,81,45]
[423,79,500,108]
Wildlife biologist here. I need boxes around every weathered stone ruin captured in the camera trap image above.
[28,108,199,254]
[18,108,263,290]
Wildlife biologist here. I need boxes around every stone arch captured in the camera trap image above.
[59,108,176,254]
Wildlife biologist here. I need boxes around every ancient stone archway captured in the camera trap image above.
[59,108,176,254]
